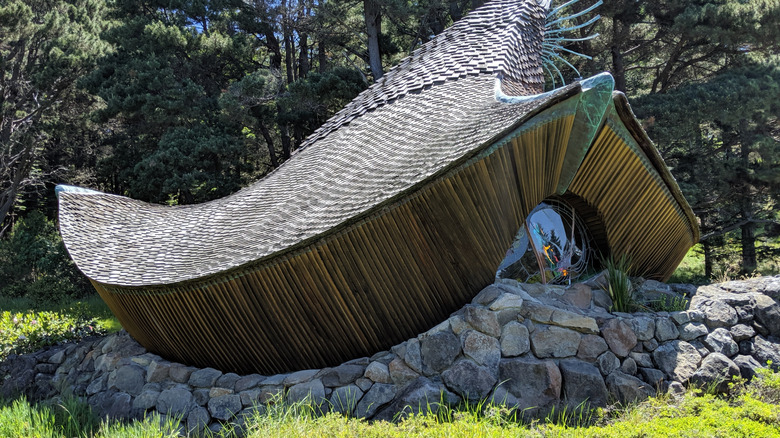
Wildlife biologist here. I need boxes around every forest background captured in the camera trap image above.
[1,0,779,303]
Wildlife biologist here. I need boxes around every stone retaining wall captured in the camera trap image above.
[2,275,780,436]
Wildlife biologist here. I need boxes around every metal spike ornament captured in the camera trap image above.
[542,0,602,88]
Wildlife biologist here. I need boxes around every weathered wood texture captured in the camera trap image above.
[89,107,695,374]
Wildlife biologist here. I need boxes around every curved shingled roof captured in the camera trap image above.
[58,0,557,287]
[57,0,699,373]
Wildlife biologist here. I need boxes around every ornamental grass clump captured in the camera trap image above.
[604,254,635,313]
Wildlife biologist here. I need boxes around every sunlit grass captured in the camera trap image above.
[3,369,780,438]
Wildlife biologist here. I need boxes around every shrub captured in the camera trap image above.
[0,308,106,360]
[0,211,91,306]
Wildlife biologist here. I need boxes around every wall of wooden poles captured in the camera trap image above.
[91,103,696,374]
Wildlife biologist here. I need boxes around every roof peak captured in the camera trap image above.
[298,0,549,150]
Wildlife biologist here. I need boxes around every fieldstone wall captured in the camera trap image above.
[2,275,780,436]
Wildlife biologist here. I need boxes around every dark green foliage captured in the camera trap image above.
[0,211,91,306]
[0,0,111,229]
[635,59,780,275]
[277,67,368,133]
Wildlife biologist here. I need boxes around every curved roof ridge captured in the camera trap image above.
[297,0,546,150]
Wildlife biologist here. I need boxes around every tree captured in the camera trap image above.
[83,0,258,204]
[635,58,780,275]
[0,0,110,233]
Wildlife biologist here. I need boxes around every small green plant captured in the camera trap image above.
[603,254,636,313]
[649,294,690,312]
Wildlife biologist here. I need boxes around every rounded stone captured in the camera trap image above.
[500,321,530,357]
[420,331,461,372]
[601,319,637,358]
[208,394,243,421]
[530,325,581,358]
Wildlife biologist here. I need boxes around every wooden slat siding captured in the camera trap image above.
[88,112,705,374]
[568,125,693,280]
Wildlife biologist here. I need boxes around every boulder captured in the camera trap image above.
[365,361,392,384]
[374,377,458,421]
[577,334,609,361]
[208,394,243,421]
[631,316,655,341]
[601,319,637,358]
[652,340,701,382]
[111,364,145,396]
[752,336,780,369]
[442,359,497,401]
[703,301,738,329]
[319,364,366,387]
[355,383,396,418]
[729,324,755,342]
[690,353,740,393]
[234,374,264,392]
[463,306,501,337]
[499,357,561,411]
[678,322,708,341]
[638,367,665,389]
[562,284,593,309]
[654,318,679,342]
[559,359,609,408]
[605,371,653,404]
[530,325,581,358]
[189,368,222,388]
[597,351,620,376]
[620,357,637,376]
[703,328,739,357]
[462,330,500,371]
[733,355,763,380]
[754,295,780,334]
[186,407,211,437]
[157,386,194,416]
[489,293,524,311]
[389,357,420,386]
[329,384,364,415]
[500,321,530,357]
[285,379,326,409]
[420,331,461,372]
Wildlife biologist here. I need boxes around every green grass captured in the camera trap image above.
[0,396,180,438]
[3,380,780,438]
[669,243,780,285]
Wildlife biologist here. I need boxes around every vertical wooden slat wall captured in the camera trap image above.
[567,123,696,280]
[91,115,579,375]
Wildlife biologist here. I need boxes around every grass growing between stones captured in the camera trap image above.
[4,373,780,437]
[603,254,636,313]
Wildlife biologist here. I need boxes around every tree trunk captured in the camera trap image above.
[610,17,627,92]
[738,120,757,274]
[741,221,757,274]
[282,0,295,83]
[265,29,283,71]
[257,122,278,168]
[318,38,327,73]
[297,1,310,78]
[364,0,383,80]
